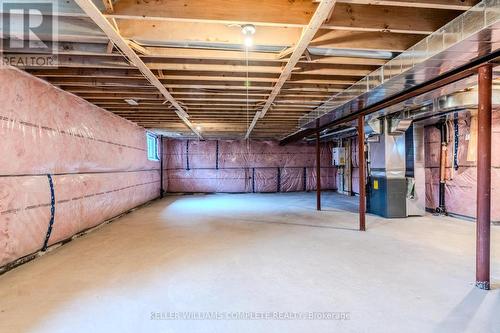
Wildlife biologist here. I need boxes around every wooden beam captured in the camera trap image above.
[30,69,361,83]
[111,0,315,26]
[62,87,332,97]
[105,41,114,53]
[278,46,295,60]
[331,0,476,11]
[127,40,150,55]
[324,3,461,35]
[74,0,203,138]
[18,54,378,76]
[110,0,474,26]
[245,0,337,139]
[41,75,354,84]
[102,0,115,14]
[34,73,356,86]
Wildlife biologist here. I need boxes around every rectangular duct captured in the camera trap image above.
[297,0,500,131]
[389,118,413,136]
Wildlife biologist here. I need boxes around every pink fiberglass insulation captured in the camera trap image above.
[0,67,160,268]
[424,110,500,221]
[351,137,360,195]
[163,139,336,193]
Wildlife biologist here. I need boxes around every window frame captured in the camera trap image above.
[146,132,160,161]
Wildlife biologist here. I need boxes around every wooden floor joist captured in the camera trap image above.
[1,0,477,138]
[74,0,203,139]
[245,0,338,139]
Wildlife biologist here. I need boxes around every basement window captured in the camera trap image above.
[147,133,159,161]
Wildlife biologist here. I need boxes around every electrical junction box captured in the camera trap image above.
[332,147,346,166]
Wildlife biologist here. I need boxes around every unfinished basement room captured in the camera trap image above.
[1,0,500,332]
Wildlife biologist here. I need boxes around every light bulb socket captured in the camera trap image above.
[241,24,256,36]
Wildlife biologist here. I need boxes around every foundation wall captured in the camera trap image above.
[163,139,337,193]
[0,67,160,267]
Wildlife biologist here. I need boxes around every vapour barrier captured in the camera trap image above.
[424,110,500,221]
[0,67,160,268]
[163,139,336,193]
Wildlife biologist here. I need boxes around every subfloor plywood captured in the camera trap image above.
[0,192,499,333]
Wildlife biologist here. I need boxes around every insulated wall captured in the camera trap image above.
[424,110,500,221]
[0,67,161,268]
[163,139,336,193]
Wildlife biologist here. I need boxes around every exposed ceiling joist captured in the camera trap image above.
[245,0,337,139]
[74,0,203,138]
[1,0,476,139]
[325,0,475,11]
[109,0,473,25]
[102,0,114,14]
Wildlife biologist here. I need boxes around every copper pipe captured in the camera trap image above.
[476,64,492,290]
[358,116,366,231]
[440,143,447,182]
[316,120,321,211]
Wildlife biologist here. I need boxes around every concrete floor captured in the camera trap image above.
[0,192,499,333]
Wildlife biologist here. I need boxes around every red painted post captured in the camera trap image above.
[358,116,366,231]
[476,64,492,290]
[316,124,321,211]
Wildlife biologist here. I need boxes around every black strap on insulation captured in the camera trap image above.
[42,174,55,251]
[277,167,281,192]
[454,113,459,170]
[252,168,256,193]
[216,140,219,170]
[303,167,307,191]
[186,140,190,170]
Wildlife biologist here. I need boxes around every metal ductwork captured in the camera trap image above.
[297,0,500,131]
[138,41,396,60]
[388,118,412,136]
[307,47,396,60]
[366,118,382,135]
[365,83,500,125]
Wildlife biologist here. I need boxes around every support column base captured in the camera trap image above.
[475,281,490,290]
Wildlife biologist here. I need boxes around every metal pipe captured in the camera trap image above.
[358,116,366,231]
[476,64,492,290]
[316,120,321,211]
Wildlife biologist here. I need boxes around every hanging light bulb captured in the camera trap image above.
[241,24,256,49]
[244,35,253,48]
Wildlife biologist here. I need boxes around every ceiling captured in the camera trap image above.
[0,0,480,139]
